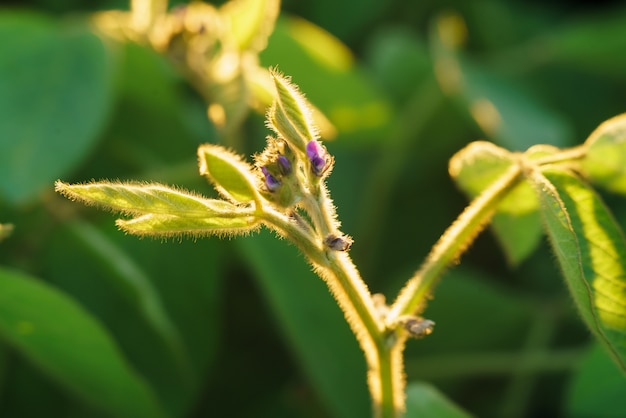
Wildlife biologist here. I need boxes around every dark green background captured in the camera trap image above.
[1,0,626,417]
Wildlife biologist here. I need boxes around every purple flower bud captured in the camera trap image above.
[261,166,281,192]
[277,155,292,175]
[306,140,328,176]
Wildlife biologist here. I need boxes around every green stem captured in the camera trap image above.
[532,145,587,166]
[387,162,523,322]
[262,208,409,417]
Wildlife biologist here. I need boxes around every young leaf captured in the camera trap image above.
[405,382,472,418]
[449,141,542,265]
[581,113,626,194]
[268,69,318,153]
[0,267,166,418]
[117,212,259,237]
[219,0,280,53]
[197,144,261,205]
[259,18,392,145]
[531,168,626,372]
[55,181,235,217]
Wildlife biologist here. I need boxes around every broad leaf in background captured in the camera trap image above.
[260,17,392,145]
[405,382,472,418]
[62,220,190,379]
[532,169,626,372]
[0,267,165,418]
[430,13,572,151]
[237,231,370,418]
[0,11,113,205]
[42,222,224,417]
[545,7,626,79]
[449,141,542,265]
[581,113,626,195]
[565,343,626,417]
[364,27,432,106]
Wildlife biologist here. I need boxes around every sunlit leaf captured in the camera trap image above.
[220,0,280,53]
[0,267,166,418]
[197,144,261,204]
[117,212,259,237]
[532,168,626,372]
[261,17,392,145]
[0,11,114,205]
[55,181,233,217]
[268,69,318,152]
[449,141,542,265]
[581,113,626,194]
[405,382,472,418]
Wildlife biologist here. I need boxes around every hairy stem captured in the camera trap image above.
[261,208,409,417]
[388,162,523,323]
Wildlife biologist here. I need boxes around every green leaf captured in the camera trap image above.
[0,267,166,418]
[566,343,626,418]
[581,113,626,194]
[55,180,237,217]
[531,168,626,372]
[117,212,259,237]
[0,11,114,205]
[268,69,318,153]
[449,141,542,265]
[405,382,473,418]
[220,0,280,53]
[260,17,392,145]
[64,220,190,381]
[41,222,224,416]
[197,144,261,204]
[237,231,370,418]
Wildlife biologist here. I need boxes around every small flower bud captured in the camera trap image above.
[261,166,281,192]
[324,233,353,251]
[306,140,329,176]
[277,155,292,176]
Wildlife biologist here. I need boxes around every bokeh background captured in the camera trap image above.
[1,0,626,417]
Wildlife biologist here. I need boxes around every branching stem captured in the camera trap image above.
[388,162,524,323]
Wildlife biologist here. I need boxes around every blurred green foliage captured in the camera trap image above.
[1,0,626,417]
